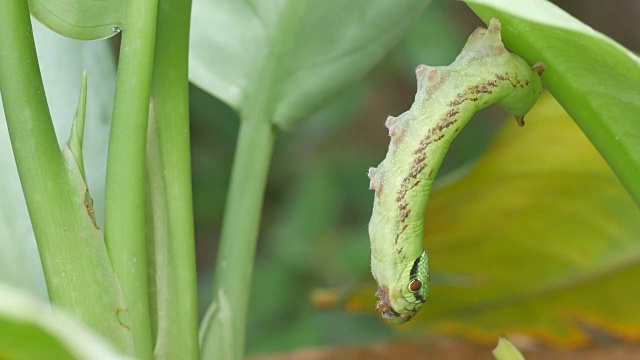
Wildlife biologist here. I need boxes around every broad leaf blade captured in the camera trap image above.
[0,284,131,360]
[349,94,640,344]
[28,0,126,40]
[465,0,640,206]
[189,0,431,129]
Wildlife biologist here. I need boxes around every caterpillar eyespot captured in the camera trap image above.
[368,18,544,324]
[408,280,422,292]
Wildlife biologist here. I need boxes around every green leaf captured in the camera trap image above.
[349,93,640,345]
[189,0,431,130]
[0,20,115,298]
[0,284,131,360]
[28,0,126,40]
[464,0,640,206]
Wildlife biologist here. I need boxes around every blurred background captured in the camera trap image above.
[188,0,640,357]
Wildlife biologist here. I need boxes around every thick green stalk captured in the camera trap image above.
[0,0,134,353]
[147,0,199,356]
[104,0,158,358]
[200,119,276,360]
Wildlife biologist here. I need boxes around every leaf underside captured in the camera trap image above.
[465,0,640,207]
[188,0,431,129]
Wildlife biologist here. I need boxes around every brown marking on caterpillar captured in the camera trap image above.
[476,82,493,95]
[394,224,409,244]
[495,73,520,89]
[396,246,404,254]
[410,164,426,179]
[437,118,458,131]
[393,72,515,228]
[399,203,408,213]
[495,73,509,81]
[400,208,411,222]
[447,95,465,108]
[414,133,443,155]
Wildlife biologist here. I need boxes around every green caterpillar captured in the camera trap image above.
[368,18,545,324]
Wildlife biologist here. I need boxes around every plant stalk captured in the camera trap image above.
[104,0,159,358]
[199,2,307,358]
[146,0,199,356]
[201,118,276,360]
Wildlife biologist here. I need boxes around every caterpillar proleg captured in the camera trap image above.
[368,18,545,324]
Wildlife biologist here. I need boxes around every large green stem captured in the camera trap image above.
[201,118,276,360]
[104,0,158,358]
[0,0,134,353]
[146,0,199,357]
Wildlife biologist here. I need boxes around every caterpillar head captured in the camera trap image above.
[373,250,429,324]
